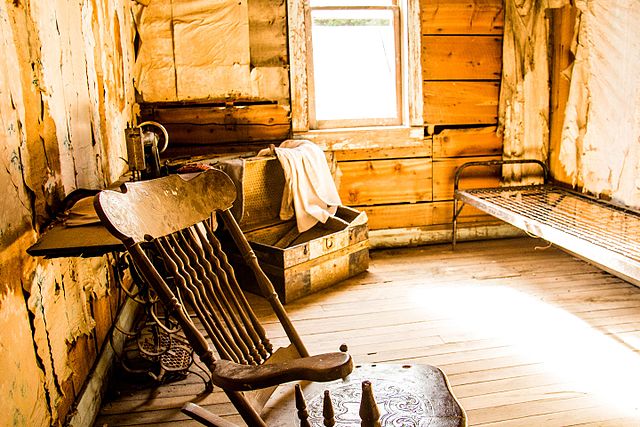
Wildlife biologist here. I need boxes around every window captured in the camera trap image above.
[307,0,402,129]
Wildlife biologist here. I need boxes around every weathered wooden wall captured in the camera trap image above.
[314,1,505,237]
[422,0,503,127]
[423,0,504,229]
[330,0,504,235]
[548,4,577,186]
[127,0,511,243]
[0,1,136,425]
[134,0,291,155]
[498,0,568,184]
[129,0,509,239]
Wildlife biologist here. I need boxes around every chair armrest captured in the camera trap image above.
[181,403,241,427]
[210,352,353,391]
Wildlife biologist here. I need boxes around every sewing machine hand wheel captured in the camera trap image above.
[139,121,169,153]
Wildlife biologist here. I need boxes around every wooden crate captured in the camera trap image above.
[225,157,369,303]
[244,207,369,303]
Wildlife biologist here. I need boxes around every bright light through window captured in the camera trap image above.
[309,5,401,127]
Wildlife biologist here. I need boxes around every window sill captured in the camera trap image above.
[293,125,424,151]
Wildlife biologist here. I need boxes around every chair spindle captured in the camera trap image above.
[219,209,309,358]
[170,232,252,364]
[155,235,242,363]
[201,221,273,358]
[178,227,260,365]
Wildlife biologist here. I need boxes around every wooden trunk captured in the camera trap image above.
[227,157,370,303]
[245,206,369,303]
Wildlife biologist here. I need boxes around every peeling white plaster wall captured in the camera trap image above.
[32,1,96,191]
[0,0,136,425]
[0,3,32,245]
[559,0,640,207]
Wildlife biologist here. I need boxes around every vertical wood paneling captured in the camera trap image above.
[408,0,425,126]
[287,0,310,132]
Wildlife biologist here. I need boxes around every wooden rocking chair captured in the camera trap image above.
[94,170,466,426]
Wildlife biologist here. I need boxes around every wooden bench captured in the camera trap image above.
[453,159,640,286]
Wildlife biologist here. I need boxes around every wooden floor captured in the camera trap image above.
[95,237,640,426]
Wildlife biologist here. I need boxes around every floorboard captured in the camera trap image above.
[94,237,640,426]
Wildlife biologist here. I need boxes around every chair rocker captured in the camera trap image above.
[95,170,466,426]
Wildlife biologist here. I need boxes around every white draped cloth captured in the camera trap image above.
[260,139,341,232]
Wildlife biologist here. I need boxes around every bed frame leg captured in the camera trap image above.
[452,198,458,250]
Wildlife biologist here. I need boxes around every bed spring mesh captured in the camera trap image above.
[462,185,640,263]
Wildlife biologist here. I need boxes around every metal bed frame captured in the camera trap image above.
[452,159,640,285]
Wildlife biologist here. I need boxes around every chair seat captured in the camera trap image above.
[263,364,466,426]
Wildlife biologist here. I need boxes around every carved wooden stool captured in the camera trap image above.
[265,364,466,426]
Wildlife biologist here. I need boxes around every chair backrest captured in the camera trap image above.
[94,171,309,370]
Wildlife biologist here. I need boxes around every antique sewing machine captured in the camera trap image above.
[124,121,169,180]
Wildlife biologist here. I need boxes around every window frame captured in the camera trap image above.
[306,3,404,129]
[287,0,423,135]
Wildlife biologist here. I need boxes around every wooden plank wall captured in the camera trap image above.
[335,142,434,231]
[141,0,291,159]
[422,0,504,126]
[334,134,502,231]
[422,0,504,230]
[422,0,503,127]
[337,1,505,231]
[142,1,507,234]
[141,103,290,158]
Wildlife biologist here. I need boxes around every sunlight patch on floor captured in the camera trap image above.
[409,284,640,418]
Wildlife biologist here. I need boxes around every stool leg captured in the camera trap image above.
[295,384,311,427]
[359,380,381,427]
[323,390,335,427]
